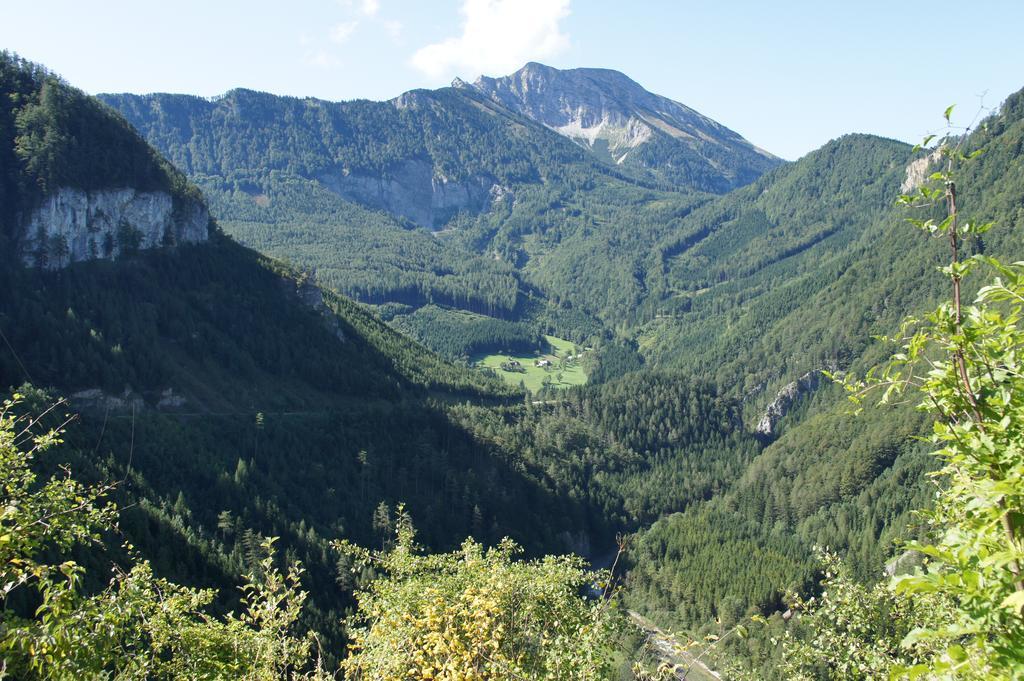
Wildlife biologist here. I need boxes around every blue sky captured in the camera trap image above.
[2,0,1023,159]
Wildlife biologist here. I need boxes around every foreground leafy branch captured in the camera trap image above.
[830,112,1024,678]
[335,511,621,680]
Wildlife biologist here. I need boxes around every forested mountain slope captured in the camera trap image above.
[98,76,762,352]
[622,88,1024,670]
[5,51,780,667]
[10,44,1024,677]
[616,107,1023,412]
[0,52,631,654]
[100,47,1024,635]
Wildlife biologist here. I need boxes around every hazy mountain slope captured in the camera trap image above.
[467,62,782,192]
[97,80,751,350]
[102,85,624,227]
[99,67,780,336]
[99,86,665,340]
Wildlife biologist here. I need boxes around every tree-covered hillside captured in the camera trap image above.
[625,109,1024,413]
[99,85,714,353]
[8,53,776,670]
[620,89,1024,673]
[637,133,916,396]
[0,53,618,659]
[0,51,200,245]
[7,47,1024,679]
[100,54,1024,660]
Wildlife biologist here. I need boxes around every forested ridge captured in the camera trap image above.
[3,48,1024,679]
[0,52,199,246]
[99,85,713,352]
[620,90,1024,675]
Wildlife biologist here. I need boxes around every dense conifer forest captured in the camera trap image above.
[3,48,1024,678]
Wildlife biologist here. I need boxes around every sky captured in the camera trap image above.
[2,0,1023,160]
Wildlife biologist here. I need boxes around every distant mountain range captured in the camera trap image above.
[95,63,786,348]
[463,62,781,191]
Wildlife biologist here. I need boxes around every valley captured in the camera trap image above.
[2,40,1024,679]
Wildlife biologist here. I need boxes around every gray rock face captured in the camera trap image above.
[468,62,781,192]
[157,388,188,410]
[756,370,823,437]
[317,159,502,228]
[295,279,347,342]
[556,529,592,559]
[884,549,924,577]
[20,187,209,269]
[70,387,146,412]
[901,148,942,193]
[70,386,189,412]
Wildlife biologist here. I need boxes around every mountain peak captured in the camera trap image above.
[467,62,781,193]
[474,62,641,95]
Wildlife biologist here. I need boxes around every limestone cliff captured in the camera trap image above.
[756,370,823,438]
[317,160,504,228]
[900,148,943,193]
[20,187,209,269]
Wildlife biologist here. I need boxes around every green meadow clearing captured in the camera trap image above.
[474,335,588,392]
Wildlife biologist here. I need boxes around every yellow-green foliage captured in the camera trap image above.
[337,513,619,680]
[0,393,324,680]
[775,551,947,680]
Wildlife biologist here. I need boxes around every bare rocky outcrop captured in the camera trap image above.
[295,279,347,342]
[557,529,592,558]
[884,549,924,577]
[20,187,209,269]
[157,388,188,410]
[69,387,146,413]
[756,370,824,438]
[901,148,943,193]
[317,160,504,228]
[70,386,189,412]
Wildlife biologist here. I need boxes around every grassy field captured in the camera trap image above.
[474,335,588,392]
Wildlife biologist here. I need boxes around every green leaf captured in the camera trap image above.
[944,104,955,122]
[1000,590,1024,614]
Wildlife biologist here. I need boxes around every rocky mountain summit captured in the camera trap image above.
[463,62,781,192]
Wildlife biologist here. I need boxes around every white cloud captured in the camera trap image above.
[306,49,341,69]
[383,20,403,42]
[361,0,380,17]
[410,0,571,80]
[329,21,359,44]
